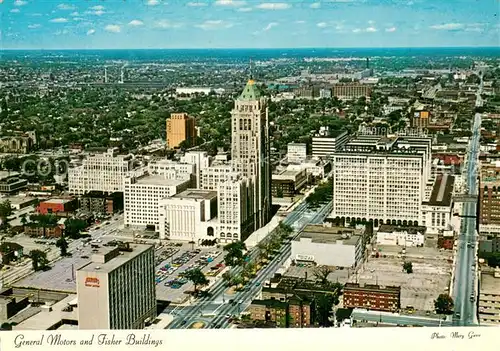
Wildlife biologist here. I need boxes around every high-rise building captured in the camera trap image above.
[124,173,190,230]
[68,148,138,195]
[76,243,156,329]
[312,130,349,158]
[180,151,212,188]
[332,135,432,227]
[230,79,272,232]
[166,113,196,149]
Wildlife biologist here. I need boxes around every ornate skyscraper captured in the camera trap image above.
[230,79,272,233]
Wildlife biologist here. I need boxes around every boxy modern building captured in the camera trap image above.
[76,243,156,329]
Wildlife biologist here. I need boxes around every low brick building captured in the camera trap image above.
[37,198,77,216]
[248,299,289,327]
[25,225,63,238]
[343,283,401,312]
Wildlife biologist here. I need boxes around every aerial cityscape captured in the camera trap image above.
[0,0,499,334]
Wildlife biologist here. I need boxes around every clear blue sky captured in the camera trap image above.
[2,0,499,49]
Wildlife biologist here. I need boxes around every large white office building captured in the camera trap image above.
[76,243,156,330]
[200,164,234,191]
[332,135,432,226]
[147,159,195,183]
[217,173,251,242]
[158,189,218,241]
[312,130,349,158]
[124,173,190,229]
[180,151,212,188]
[68,148,138,195]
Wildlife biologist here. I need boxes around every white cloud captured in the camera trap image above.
[94,10,105,16]
[430,23,463,30]
[14,0,27,6]
[90,5,105,11]
[366,26,377,32]
[50,17,69,23]
[57,4,76,10]
[256,2,290,10]
[263,22,278,31]
[215,0,246,6]
[310,2,321,8]
[327,0,357,2]
[87,29,95,35]
[295,20,306,24]
[368,20,375,25]
[70,12,79,16]
[155,20,183,29]
[385,27,396,32]
[129,20,144,27]
[195,20,233,30]
[352,28,361,33]
[317,22,329,28]
[73,17,84,21]
[187,2,207,6]
[104,24,121,33]
[28,24,41,29]
[147,0,160,5]
[10,9,21,13]
[237,7,252,12]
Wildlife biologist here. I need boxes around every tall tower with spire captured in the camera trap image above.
[230,75,272,234]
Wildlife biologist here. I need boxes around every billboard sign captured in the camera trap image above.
[296,254,315,262]
[85,277,100,288]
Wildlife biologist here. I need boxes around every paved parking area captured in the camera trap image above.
[354,246,452,314]
[285,265,350,284]
[14,236,117,293]
[155,243,225,303]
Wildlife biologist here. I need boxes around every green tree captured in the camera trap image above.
[183,268,209,294]
[29,249,48,272]
[0,200,12,221]
[64,218,88,239]
[223,241,247,267]
[315,294,335,327]
[314,266,332,285]
[403,261,413,274]
[56,237,69,257]
[434,294,454,315]
[20,215,27,226]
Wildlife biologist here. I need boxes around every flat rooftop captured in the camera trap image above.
[480,272,500,295]
[296,225,362,246]
[13,294,78,331]
[378,225,427,235]
[78,243,152,274]
[135,174,189,186]
[0,171,20,179]
[424,174,454,207]
[173,189,218,200]
[41,198,73,204]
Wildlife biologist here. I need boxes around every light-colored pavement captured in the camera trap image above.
[452,76,483,326]
[166,198,333,329]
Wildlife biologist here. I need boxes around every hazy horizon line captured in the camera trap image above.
[1,46,499,51]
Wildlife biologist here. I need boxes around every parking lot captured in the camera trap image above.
[14,235,117,293]
[353,246,452,314]
[284,265,351,284]
[154,243,225,303]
